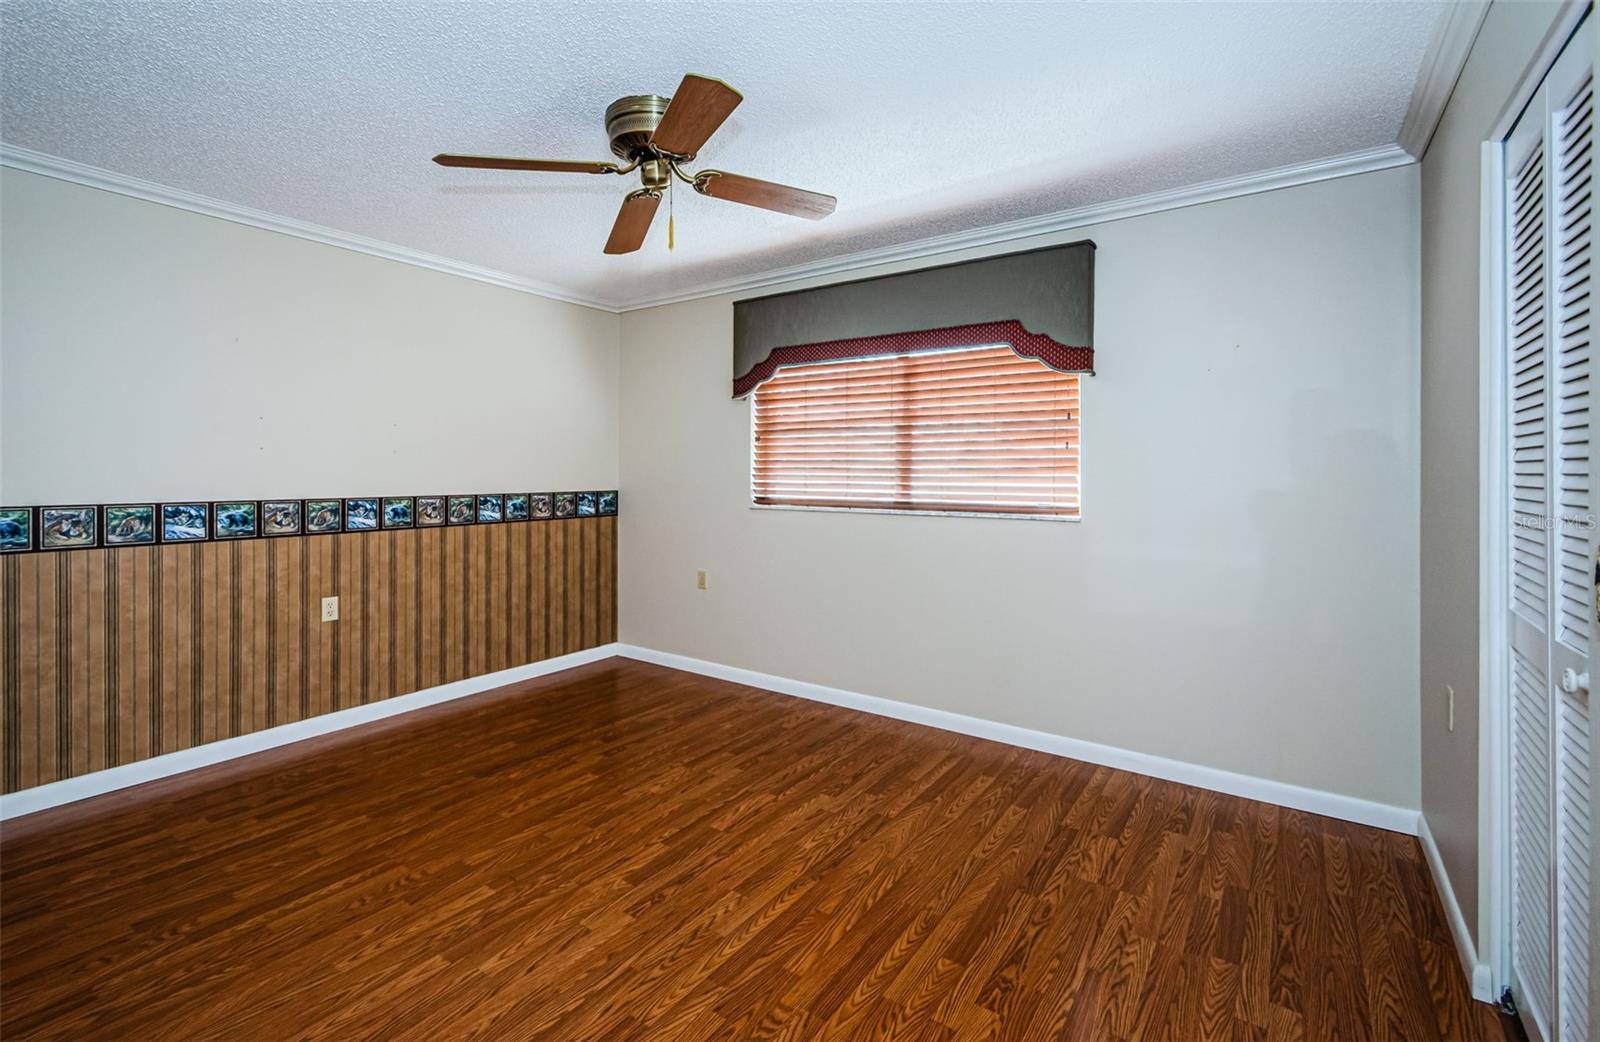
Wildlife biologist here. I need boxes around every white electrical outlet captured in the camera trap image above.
[1446,685,1455,732]
[321,596,339,622]
[696,570,707,591]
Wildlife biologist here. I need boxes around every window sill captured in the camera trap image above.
[749,503,1081,523]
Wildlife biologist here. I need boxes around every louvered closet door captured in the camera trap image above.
[1505,21,1596,1042]
[1508,87,1558,1042]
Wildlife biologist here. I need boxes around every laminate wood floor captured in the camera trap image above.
[1,658,1517,1040]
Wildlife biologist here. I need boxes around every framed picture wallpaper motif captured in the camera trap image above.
[0,491,619,553]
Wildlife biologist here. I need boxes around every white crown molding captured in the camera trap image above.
[0,644,619,820]
[613,143,1416,311]
[4,139,1414,315]
[1398,1,1490,160]
[0,143,620,313]
[618,644,1422,836]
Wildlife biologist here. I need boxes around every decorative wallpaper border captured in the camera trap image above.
[0,490,618,554]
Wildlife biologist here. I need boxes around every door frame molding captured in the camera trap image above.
[1478,0,1593,1001]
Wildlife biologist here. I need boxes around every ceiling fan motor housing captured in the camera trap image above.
[606,95,674,190]
[605,95,671,159]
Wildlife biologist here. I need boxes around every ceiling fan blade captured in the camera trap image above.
[433,154,620,174]
[692,171,836,220]
[604,190,661,254]
[649,74,743,158]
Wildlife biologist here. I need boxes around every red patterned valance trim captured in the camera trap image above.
[732,319,1094,398]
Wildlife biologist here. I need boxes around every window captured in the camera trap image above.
[751,344,1081,518]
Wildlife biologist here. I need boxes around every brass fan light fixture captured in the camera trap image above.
[434,74,837,254]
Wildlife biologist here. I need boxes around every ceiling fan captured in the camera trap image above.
[434,74,837,255]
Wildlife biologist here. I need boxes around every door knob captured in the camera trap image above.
[1561,668,1590,694]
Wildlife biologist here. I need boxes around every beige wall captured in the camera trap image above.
[0,169,620,504]
[620,165,1422,809]
[1418,0,1566,954]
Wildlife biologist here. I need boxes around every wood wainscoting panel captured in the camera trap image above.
[0,517,616,793]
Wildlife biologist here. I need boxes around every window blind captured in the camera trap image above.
[752,345,1080,517]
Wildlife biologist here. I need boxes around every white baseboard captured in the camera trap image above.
[617,645,1420,836]
[6,641,1425,844]
[1418,811,1495,1001]
[0,643,620,821]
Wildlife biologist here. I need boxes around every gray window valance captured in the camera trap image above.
[732,241,1095,397]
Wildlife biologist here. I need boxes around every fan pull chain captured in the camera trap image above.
[668,178,675,251]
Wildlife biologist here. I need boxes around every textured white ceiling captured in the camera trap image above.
[2,0,1442,309]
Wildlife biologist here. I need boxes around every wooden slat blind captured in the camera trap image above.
[752,345,1080,517]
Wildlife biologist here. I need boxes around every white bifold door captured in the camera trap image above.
[1505,17,1598,1042]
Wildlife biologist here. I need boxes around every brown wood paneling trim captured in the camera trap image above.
[2,555,18,790]
[599,515,617,644]
[0,519,616,793]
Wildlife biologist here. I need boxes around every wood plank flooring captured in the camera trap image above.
[1,658,1516,1040]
